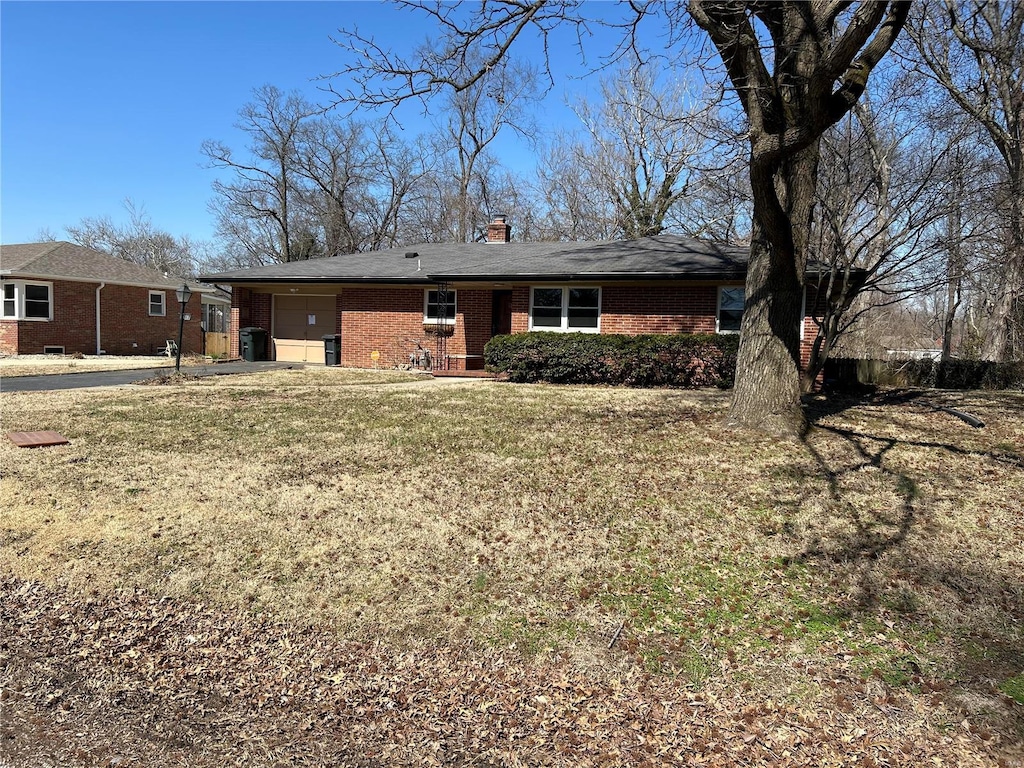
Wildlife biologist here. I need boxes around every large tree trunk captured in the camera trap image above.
[729,127,821,435]
[729,225,806,434]
[980,185,1024,361]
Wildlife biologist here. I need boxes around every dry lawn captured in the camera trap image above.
[1,368,1022,766]
[0,354,189,378]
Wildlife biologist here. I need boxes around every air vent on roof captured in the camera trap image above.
[405,252,419,259]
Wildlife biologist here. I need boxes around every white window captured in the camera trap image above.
[0,280,52,321]
[529,287,601,332]
[1,283,15,318]
[717,287,744,333]
[149,290,166,316]
[424,288,456,324]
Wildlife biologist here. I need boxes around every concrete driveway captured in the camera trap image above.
[0,361,303,393]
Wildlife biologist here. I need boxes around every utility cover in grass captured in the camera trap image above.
[6,431,70,448]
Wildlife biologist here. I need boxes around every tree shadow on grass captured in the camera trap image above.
[788,392,1024,743]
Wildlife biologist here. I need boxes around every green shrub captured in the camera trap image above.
[484,332,740,388]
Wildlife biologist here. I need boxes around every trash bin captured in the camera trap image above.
[239,327,267,362]
[322,334,341,366]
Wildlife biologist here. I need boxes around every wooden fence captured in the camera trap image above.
[204,332,230,358]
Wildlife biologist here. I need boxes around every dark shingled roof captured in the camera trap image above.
[199,235,753,284]
[1,242,202,290]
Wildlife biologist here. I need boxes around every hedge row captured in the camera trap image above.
[895,358,1024,390]
[484,332,740,388]
[826,357,1024,390]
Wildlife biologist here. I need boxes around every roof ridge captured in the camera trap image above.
[42,241,70,256]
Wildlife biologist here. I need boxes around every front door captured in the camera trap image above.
[273,295,336,363]
[491,290,513,337]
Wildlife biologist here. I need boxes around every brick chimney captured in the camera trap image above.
[486,214,511,243]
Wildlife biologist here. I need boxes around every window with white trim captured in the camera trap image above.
[0,280,52,321]
[424,289,457,324]
[149,290,166,316]
[2,284,15,318]
[717,287,744,333]
[529,286,601,332]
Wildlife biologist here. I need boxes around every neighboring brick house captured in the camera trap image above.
[200,216,840,370]
[1,241,208,356]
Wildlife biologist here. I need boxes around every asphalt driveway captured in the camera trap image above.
[0,361,303,393]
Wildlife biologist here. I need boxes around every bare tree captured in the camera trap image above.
[32,227,61,242]
[565,65,719,239]
[535,135,617,241]
[689,1,911,433]
[908,0,1024,362]
[293,118,374,257]
[203,86,314,265]
[65,199,200,278]
[362,130,434,250]
[439,55,539,242]
[534,67,744,243]
[804,86,953,384]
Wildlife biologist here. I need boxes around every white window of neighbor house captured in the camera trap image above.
[149,290,166,316]
[529,286,601,332]
[424,288,457,324]
[1,280,52,320]
[717,287,745,333]
[1,283,16,319]
[24,283,51,319]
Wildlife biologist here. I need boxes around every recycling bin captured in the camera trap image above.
[322,334,341,366]
[239,327,267,362]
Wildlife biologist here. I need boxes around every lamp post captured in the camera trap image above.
[174,282,192,373]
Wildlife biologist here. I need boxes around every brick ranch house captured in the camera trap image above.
[1,241,220,356]
[200,216,841,370]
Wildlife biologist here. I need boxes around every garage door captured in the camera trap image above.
[273,295,337,363]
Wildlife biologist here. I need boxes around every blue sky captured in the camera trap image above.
[2,1,626,246]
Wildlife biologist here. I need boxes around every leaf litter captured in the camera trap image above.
[1,577,1018,767]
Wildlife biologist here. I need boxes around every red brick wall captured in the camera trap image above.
[458,289,493,364]
[0,320,17,354]
[601,285,719,334]
[1,281,201,356]
[510,287,531,333]
[340,287,476,368]
[800,315,820,369]
[229,288,272,359]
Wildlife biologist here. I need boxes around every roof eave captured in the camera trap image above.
[428,271,747,282]
[197,274,438,285]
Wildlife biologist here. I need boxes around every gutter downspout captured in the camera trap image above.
[95,282,105,355]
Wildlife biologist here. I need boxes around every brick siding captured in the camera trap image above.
[226,283,825,371]
[0,280,201,356]
[601,285,720,334]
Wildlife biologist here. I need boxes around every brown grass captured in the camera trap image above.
[0,354,189,378]
[1,370,1022,765]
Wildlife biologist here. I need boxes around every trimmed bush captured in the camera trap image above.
[484,332,740,388]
